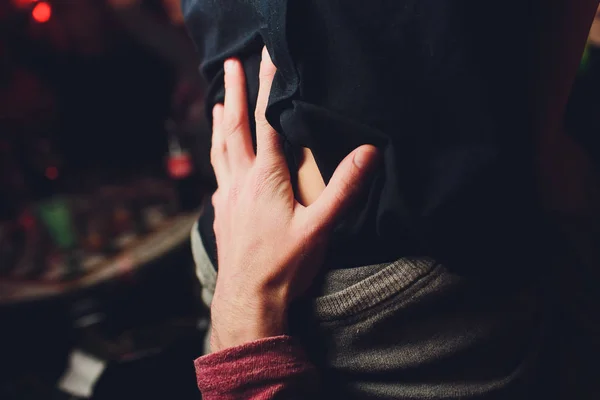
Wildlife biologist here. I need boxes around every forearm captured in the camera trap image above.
[200,268,319,398]
[209,290,288,352]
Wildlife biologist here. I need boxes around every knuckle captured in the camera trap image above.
[332,189,347,211]
[252,166,275,191]
[211,140,226,158]
[215,182,241,205]
[212,219,219,235]
[340,170,359,194]
[210,153,218,170]
[342,178,357,196]
[211,191,221,208]
[254,109,277,136]
[259,62,276,81]
[210,147,226,171]
[253,164,271,181]
[254,109,268,126]
[251,179,269,198]
[252,168,288,200]
[223,114,246,135]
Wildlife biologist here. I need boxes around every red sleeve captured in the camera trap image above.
[194,335,319,400]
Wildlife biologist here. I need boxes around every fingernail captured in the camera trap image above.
[224,59,235,73]
[262,46,269,59]
[353,147,377,169]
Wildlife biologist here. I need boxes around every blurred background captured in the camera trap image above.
[0,0,599,399]
[0,0,213,398]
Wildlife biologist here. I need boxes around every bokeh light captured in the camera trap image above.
[32,2,51,23]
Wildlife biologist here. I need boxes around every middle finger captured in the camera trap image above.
[223,59,255,172]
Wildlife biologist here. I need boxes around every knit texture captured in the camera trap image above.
[191,228,547,399]
[195,336,318,400]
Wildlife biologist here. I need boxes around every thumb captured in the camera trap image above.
[307,145,379,231]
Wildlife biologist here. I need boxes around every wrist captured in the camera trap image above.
[210,291,287,352]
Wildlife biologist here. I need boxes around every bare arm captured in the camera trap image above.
[296,148,326,206]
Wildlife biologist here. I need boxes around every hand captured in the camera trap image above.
[209,47,379,351]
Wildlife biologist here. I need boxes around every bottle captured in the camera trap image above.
[24,137,81,279]
[165,119,202,212]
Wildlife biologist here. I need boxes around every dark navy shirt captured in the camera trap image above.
[183,0,547,276]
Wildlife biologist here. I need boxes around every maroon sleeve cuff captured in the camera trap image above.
[194,335,318,400]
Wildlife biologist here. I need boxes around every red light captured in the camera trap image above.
[19,213,35,230]
[12,0,38,9]
[167,153,193,179]
[32,2,51,23]
[45,166,59,180]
